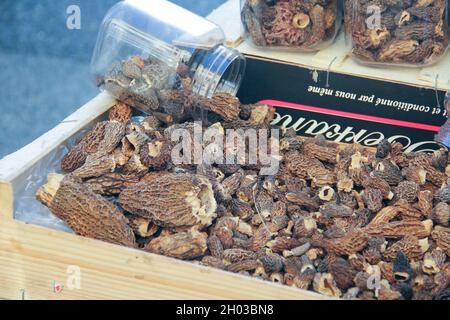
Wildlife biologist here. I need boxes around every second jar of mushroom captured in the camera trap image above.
[240,0,341,51]
[346,0,449,66]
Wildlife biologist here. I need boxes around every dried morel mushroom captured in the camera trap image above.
[36,173,136,247]
[193,92,241,121]
[347,0,449,65]
[144,227,208,260]
[119,173,217,228]
[84,173,140,196]
[108,102,132,123]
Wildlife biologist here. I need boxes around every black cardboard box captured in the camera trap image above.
[237,57,448,152]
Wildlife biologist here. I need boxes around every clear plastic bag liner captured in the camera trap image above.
[13,127,92,233]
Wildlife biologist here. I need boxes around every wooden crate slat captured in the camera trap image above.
[0,219,326,300]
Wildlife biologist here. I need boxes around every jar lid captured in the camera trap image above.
[190,45,246,98]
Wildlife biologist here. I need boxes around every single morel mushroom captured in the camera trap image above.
[108,102,133,123]
[119,173,217,228]
[61,121,107,172]
[36,173,136,247]
[144,227,208,260]
[193,92,242,121]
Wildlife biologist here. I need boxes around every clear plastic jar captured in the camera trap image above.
[346,0,449,67]
[435,89,450,147]
[91,0,246,113]
[240,0,341,51]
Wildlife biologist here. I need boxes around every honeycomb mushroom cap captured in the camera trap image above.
[119,173,217,228]
[36,174,136,247]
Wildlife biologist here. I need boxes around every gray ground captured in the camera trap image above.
[0,0,225,158]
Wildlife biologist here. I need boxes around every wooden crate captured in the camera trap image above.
[0,93,327,300]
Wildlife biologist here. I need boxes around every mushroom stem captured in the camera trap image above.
[35,173,65,207]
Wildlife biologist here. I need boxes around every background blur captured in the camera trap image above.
[0,0,225,158]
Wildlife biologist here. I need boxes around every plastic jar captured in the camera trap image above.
[91,0,246,113]
[346,0,449,66]
[240,0,341,51]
